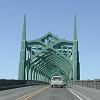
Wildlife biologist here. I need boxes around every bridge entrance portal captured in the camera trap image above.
[18,16,80,83]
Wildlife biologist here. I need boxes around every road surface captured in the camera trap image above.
[0,85,80,100]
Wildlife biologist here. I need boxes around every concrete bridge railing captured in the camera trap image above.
[0,79,48,91]
[74,80,100,89]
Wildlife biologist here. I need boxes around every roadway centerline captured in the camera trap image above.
[15,86,49,100]
[23,86,49,100]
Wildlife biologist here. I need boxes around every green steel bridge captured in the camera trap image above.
[1,16,100,100]
[18,15,80,83]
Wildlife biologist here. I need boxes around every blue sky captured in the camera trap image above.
[0,0,100,80]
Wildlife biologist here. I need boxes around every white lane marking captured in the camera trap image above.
[68,88,84,100]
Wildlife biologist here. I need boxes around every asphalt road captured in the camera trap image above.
[29,87,80,100]
[0,85,80,100]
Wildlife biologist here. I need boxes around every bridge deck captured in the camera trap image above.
[0,85,100,100]
[71,85,100,100]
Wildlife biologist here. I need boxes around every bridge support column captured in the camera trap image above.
[18,15,26,80]
[36,72,38,82]
[33,69,35,80]
[30,68,32,80]
[72,15,80,81]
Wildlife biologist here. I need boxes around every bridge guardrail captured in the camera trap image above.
[0,79,49,91]
[74,79,100,89]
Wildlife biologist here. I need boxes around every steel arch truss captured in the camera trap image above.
[20,32,78,82]
[19,16,80,82]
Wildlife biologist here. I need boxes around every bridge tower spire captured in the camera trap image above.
[74,15,77,40]
[18,15,26,80]
[73,15,80,81]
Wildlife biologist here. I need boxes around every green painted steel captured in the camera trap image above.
[18,15,26,80]
[18,16,80,83]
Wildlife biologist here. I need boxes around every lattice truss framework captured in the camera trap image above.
[18,16,80,82]
[26,33,73,81]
